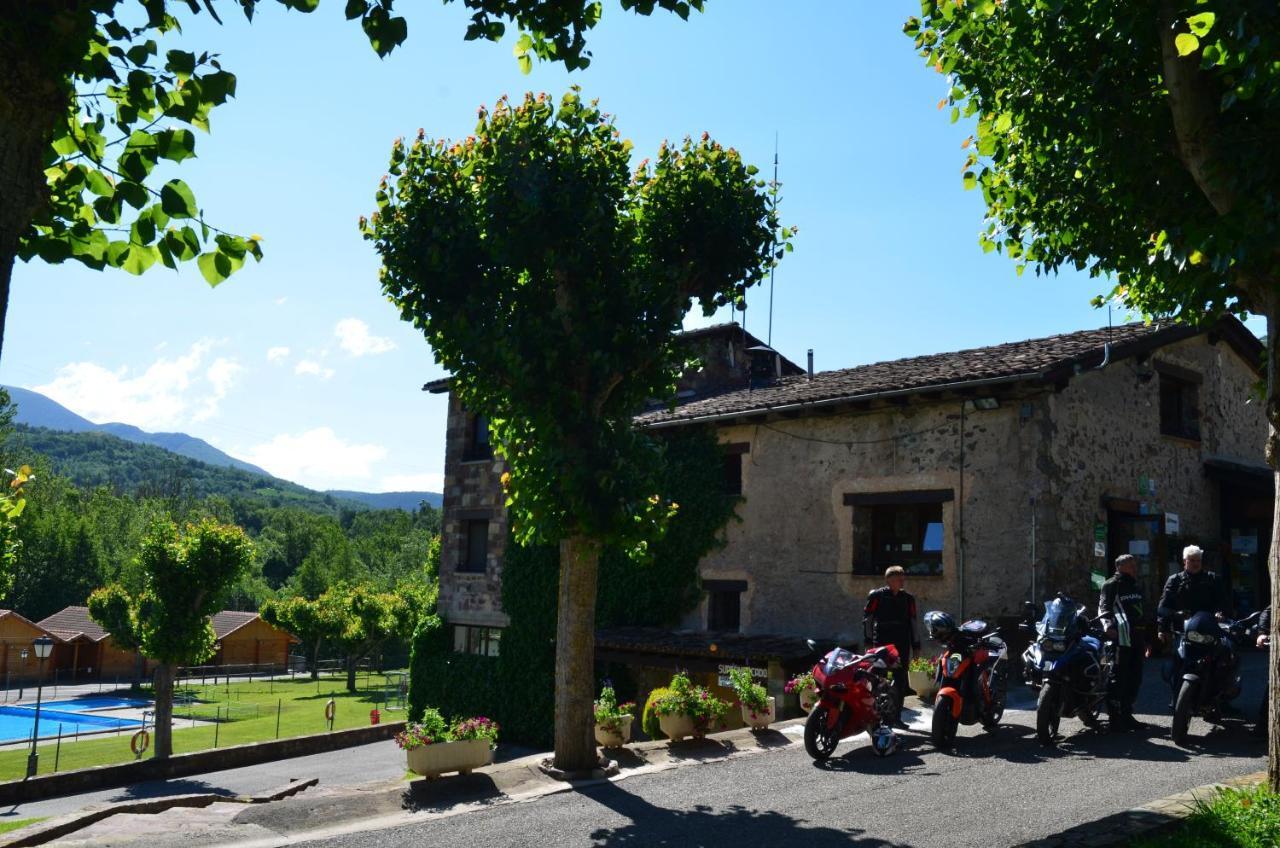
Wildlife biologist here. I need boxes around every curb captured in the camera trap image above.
[1015,771,1268,848]
[0,777,319,848]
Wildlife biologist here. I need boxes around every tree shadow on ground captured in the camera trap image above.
[664,738,741,763]
[581,779,913,847]
[402,772,503,812]
[106,778,238,802]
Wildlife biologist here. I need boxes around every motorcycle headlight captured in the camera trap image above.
[1186,630,1217,645]
[945,653,962,676]
[1039,637,1066,652]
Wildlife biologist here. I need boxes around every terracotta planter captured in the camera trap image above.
[741,696,776,730]
[799,685,819,713]
[658,712,697,742]
[594,715,633,748]
[405,739,493,779]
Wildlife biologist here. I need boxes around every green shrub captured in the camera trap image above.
[642,687,672,739]
[650,672,730,734]
[1130,786,1280,848]
[726,667,768,712]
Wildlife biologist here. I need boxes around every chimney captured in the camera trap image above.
[746,345,780,389]
[807,349,814,380]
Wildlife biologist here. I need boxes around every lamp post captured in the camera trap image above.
[26,636,53,779]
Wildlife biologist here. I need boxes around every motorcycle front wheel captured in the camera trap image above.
[1172,680,1198,745]
[931,694,959,747]
[1036,683,1062,746]
[804,707,841,761]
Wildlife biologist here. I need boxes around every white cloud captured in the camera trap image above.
[244,428,387,489]
[266,346,290,363]
[274,297,288,306]
[34,340,239,429]
[380,472,445,492]
[295,360,335,380]
[335,318,396,357]
[193,357,242,422]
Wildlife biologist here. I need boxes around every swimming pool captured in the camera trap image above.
[41,697,149,712]
[0,705,142,743]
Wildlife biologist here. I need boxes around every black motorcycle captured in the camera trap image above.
[1167,610,1257,745]
[1021,595,1110,745]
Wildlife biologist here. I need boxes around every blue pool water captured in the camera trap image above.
[41,697,149,712]
[0,705,142,743]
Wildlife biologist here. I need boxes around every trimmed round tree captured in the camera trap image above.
[905,2,1280,787]
[365,90,789,771]
[88,518,252,759]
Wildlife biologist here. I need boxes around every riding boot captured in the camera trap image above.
[1107,700,1129,731]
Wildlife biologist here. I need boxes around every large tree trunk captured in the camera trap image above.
[309,638,322,681]
[552,534,602,772]
[152,662,176,760]
[1266,305,1280,793]
[346,654,358,693]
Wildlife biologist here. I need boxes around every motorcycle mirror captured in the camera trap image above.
[805,638,818,652]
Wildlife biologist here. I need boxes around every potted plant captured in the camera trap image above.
[397,709,499,779]
[907,656,938,702]
[785,671,819,713]
[650,672,729,741]
[593,685,636,747]
[727,667,775,730]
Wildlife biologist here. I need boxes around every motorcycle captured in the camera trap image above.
[1166,610,1258,745]
[802,641,901,761]
[1020,595,1110,746]
[924,611,1008,747]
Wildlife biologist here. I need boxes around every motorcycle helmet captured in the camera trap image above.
[924,610,957,642]
[871,725,899,757]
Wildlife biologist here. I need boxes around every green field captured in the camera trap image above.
[0,673,407,782]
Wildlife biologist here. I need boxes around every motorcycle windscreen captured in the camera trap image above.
[1183,611,1220,641]
[1040,598,1079,640]
[823,648,856,675]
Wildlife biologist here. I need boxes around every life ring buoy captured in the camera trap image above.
[324,699,336,723]
[131,729,151,757]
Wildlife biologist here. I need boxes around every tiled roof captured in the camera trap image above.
[635,320,1253,427]
[37,606,108,642]
[211,611,259,639]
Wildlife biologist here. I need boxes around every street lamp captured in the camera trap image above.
[26,636,53,779]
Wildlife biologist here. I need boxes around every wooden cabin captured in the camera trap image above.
[0,610,57,684]
[38,606,145,681]
[211,611,298,668]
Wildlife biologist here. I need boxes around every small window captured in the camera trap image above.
[723,453,742,496]
[853,502,945,576]
[453,625,501,657]
[707,590,741,632]
[460,520,489,573]
[1159,373,1200,441]
[464,413,493,461]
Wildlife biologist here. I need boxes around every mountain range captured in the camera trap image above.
[2,385,441,511]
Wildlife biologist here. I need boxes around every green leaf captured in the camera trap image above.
[160,179,198,219]
[166,49,197,79]
[344,0,368,19]
[963,171,977,190]
[197,251,233,285]
[1175,32,1200,56]
[120,244,158,275]
[156,129,196,162]
[85,169,114,197]
[117,181,149,210]
[994,112,1013,134]
[1186,12,1215,37]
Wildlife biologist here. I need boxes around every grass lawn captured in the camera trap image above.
[1131,785,1280,848]
[0,818,45,835]
[0,673,407,783]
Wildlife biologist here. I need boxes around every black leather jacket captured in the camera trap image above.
[1156,569,1229,633]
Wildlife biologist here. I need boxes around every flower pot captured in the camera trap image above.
[658,712,697,742]
[908,670,938,702]
[799,685,819,713]
[405,738,493,779]
[594,715,633,748]
[741,696,776,730]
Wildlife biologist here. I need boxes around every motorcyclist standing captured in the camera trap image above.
[1098,554,1148,730]
[1155,545,1230,704]
[1255,606,1271,739]
[864,565,921,728]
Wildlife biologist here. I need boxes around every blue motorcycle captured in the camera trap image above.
[1021,594,1111,746]
[1166,610,1256,745]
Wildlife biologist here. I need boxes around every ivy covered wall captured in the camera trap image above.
[409,426,737,747]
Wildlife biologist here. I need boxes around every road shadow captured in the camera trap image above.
[105,778,237,802]
[810,732,932,776]
[664,738,740,762]
[582,779,913,847]
[402,772,503,812]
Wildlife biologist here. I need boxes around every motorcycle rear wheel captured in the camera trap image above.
[804,707,841,761]
[1172,680,1197,746]
[1036,684,1062,746]
[931,694,959,747]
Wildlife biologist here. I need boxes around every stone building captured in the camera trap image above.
[427,318,1270,699]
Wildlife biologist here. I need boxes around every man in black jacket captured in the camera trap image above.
[864,566,921,727]
[1156,545,1230,641]
[1098,554,1148,730]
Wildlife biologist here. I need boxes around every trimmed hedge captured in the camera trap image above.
[409,427,737,747]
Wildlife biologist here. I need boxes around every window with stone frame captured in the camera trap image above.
[463,412,493,461]
[722,443,748,497]
[705,579,745,632]
[847,491,949,576]
[453,624,501,657]
[459,519,489,573]
[1157,366,1201,441]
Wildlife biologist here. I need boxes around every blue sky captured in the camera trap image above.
[1,2,1167,492]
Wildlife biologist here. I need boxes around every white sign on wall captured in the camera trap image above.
[1165,513,1180,535]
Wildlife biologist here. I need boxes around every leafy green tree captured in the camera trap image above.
[0,0,703,362]
[261,594,326,680]
[88,517,253,759]
[366,90,787,770]
[904,1,1280,787]
[317,582,413,692]
[288,521,358,599]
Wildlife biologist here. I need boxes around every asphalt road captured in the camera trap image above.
[301,653,1270,848]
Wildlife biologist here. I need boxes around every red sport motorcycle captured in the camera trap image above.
[925,610,1008,747]
[802,642,901,761]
